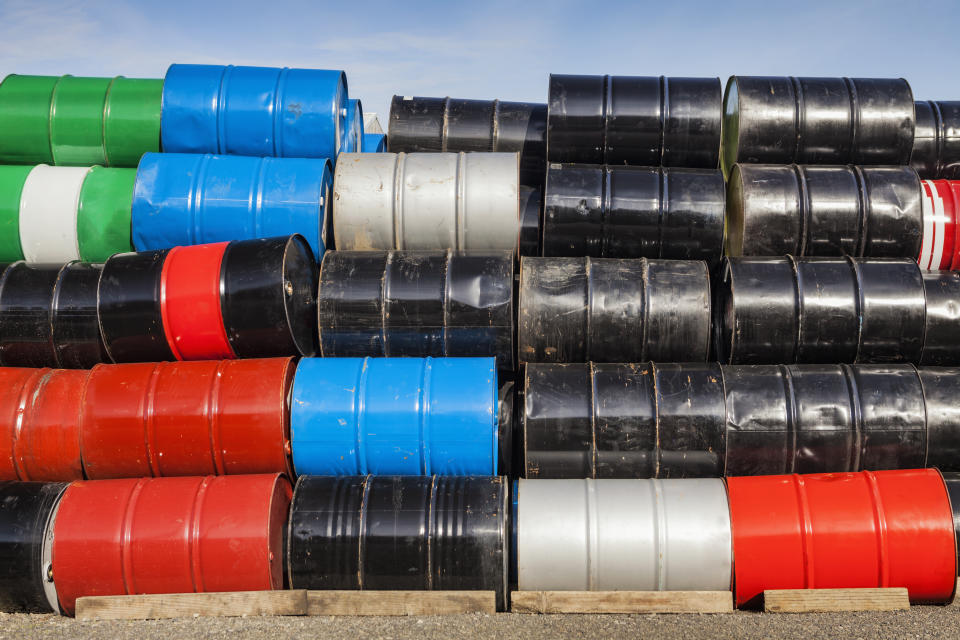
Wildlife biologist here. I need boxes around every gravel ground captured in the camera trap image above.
[0,600,957,640]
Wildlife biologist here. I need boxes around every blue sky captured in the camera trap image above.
[1,0,958,129]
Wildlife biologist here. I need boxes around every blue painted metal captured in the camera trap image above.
[343,98,364,152]
[290,357,498,476]
[160,64,348,160]
[363,133,386,152]
[131,152,332,258]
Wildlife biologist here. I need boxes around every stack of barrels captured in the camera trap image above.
[0,67,958,618]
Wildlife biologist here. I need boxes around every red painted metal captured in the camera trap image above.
[0,368,87,481]
[728,469,957,607]
[52,474,292,615]
[951,182,960,270]
[80,358,295,479]
[159,241,235,360]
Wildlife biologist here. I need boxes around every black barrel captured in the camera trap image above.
[518,186,541,257]
[716,256,934,365]
[51,262,109,368]
[97,249,174,363]
[722,76,915,176]
[220,235,318,358]
[317,250,515,369]
[0,262,60,367]
[0,482,68,612]
[726,164,923,258]
[942,471,960,573]
[547,75,721,168]
[287,475,509,610]
[518,257,711,364]
[921,271,960,366]
[388,95,547,187]
[911,101,960,179]
[921,369,960,472]
[542,164,724,261]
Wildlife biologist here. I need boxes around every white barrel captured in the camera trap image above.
[363,113,384,134]
[516,478,732,591]
[19,165,91,263]
[332,151,519,251]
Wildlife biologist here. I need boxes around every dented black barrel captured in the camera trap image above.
[523,363,724,478]
[318,250,515,369]
[287,475,508,610]
[714,256,949,365]
[911,101,960,179]
[921,271,960,366]
[726,164,923,258]
[388,95,547,187]
[0,482,68,612]
[942,472,960,573]
[518,257,711,364]
[547,75,721,167]
[542,164,725,261]
[721,76,915,176]
[0,261,107,368]
[522,362,960,479]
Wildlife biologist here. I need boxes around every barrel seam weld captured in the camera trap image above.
[844,364,863,472]
[794,165,809,256]
[354,360,369,474]
[215,66,231,155]
[659,76,667,165]
[120,479,146,596]
[272,68,287,157]
[793,475,815,588]
[852,166,868,258]
[844,78,860,164]
[253,157,268,239]
[652,361,661,478]
[394,154,405,250]
[189,477,211,593]
[209,361,227,475]
[584,256,593,361]
[357,475,369,589]
[144,364,163,477]
[420,358,432,475]
[790,76,802,163]
[657,169,667,259]
[781,365,798,474]
[864,471,890,587]
[588,362,598,478]
[601,76,610,165]
[455,152,465,250]
[102,76,116,166]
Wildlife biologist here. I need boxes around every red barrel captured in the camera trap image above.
[728,469,957,607]
[0,368,86,481]
[80,358,294,479]
[52,474,291,615]
[919,179,960,270]
[160,242,234,360]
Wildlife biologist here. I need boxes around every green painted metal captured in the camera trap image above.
[104,77,163,166]
[50,76,112,166]
[0,75,58,164]
[0,165,32,261]
[76,166,136,262]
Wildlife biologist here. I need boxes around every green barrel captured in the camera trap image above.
[50,76,112,166]
[0,75,58,164]
[0,165,33,260]
[103,77,163,167]
[76,166,136,262]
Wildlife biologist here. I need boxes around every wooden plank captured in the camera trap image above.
[764,588,910,613]
[306,591,496,616]
[76,590,309,621]
[510,591,733,614]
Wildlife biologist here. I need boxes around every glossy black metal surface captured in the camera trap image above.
[911,101,960,179]
[722,365,791,476]
[220,235,318,358]
[317,250,514,369]
[942,471,960,573]
[97,249,174,363]
[542,164,724,261]
[716,257,931,365]
[653,362,725,477]
[51,262,108,368]
[387,95,547,187]
[288,475,508,609]
[853,365,926,470]
[0,482,67,612]
[726,165,922,258]
[518,186,541,257]
[547,74,721,168]
[518,257,710,364]
[722,76,914,176]
[921,272,960,365]
[0,263,59,367]
[921,369,960,471]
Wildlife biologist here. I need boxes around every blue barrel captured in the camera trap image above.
[160,64,348,160]
[291,357,498,476]
[343,99,364,152]
[132,153,331,258]
[363,133,386,152]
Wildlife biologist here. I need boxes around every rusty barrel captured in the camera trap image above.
[52,474,291,615]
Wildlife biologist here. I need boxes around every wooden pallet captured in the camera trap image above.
[75,590,496,620]
[510,591,734,614]
[763,588,910,613]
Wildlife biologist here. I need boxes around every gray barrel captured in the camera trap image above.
[714,256,949,365]
[387,95,546,188]
[542,164,725,261]
[518,257,711,363]
[721,76,915,176]
[515,478,731,591]
[726,164,922,258]
[911,101,960,179]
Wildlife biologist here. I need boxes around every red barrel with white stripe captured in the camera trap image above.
[919,180,960,270]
